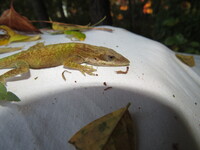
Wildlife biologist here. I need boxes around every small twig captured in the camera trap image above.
[104,86,112,91]
[31,20,113,32]
[62,70,71,81]
[116,67,129,74]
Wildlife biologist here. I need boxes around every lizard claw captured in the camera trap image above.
[79,65,97,76]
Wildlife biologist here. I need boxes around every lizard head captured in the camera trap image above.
[85,46,130,66]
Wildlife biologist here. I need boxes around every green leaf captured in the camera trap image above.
[190,42,200,48]
[0,82,7,100]
[0,82,20,101]
[163,18,179,27]
[164,36,176,46]
[174,34,187,44]
[0,93,6,100]
[64,30,86,41]
[164,34,187,46]
[5,92,21,102]
[0,82,7,94]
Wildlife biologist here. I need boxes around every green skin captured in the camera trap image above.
[0,42,129,83]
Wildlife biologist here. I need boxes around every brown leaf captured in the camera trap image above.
[0,2,41,33]
[69,103,136,150]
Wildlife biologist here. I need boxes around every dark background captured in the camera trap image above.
[0,0,200,54]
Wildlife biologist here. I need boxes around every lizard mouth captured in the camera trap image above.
[101,54,130,66]
[87,56,130,66]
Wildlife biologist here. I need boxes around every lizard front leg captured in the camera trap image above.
[63,57,97,76]
[0,61,29,84]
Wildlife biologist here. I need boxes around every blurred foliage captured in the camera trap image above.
[111,0,200,54]
[0,0,199,54]
[152,0,200,54]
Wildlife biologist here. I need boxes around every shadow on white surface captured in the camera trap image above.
[0,86,198,150]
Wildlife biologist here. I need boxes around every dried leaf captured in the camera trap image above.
[0,2,40,33]
[175,54,195,67]
[45,29,63,35]
[69,103,136,150]
[52,22,113,32]
[52,22,82,31]
[0,25,41,45]
[0,46,22,54]
[64,30,86,41]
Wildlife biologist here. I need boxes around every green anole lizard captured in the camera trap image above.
[0,42,129,83]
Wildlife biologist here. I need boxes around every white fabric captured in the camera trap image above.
[0,26,199,150]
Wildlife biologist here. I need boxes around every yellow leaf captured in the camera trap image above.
[52,22,88,31]
[22,35,41,42]
[0,35,9,45]
[0,47,22,54]
[175,53,195,67]
[52,23,70,31]
[0,25,41,46]
[69,103,136,150]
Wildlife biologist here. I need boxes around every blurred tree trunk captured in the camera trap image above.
[128,0,153,37]
[128,0,134,31]
[55,0,66,22]
[27,0,49,27]
[89,0,112,25]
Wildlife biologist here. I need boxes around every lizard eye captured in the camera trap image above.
[103,55,116,61]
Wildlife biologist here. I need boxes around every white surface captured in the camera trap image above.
[0,26,199,150]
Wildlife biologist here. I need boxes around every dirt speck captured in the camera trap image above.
[104,87,112,91]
